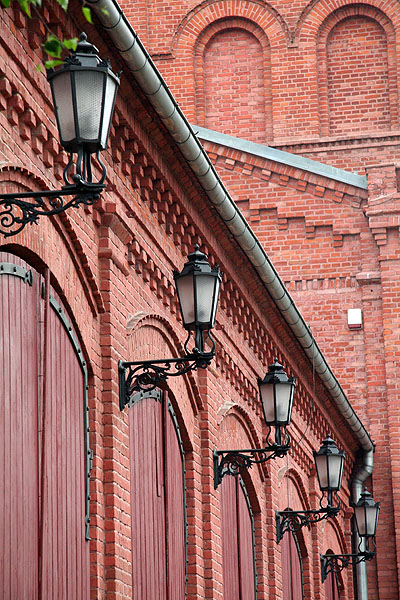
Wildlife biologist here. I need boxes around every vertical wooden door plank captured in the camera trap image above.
[0,253,39,599]
[165,395,186,600]
[130,393,167,600]
[221,476,240,598]
[237,482,256,600]
[41,291,89,599]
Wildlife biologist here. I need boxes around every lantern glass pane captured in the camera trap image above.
[51,71,75,143]
[100,76,117,147]
[326,454,344,490]
[355,505,367,536]
[259,383,275,423]
[366,507,378,536]
[75,70,104,141]
[315,454,328,489]
[176,275,195,326]
[195,274,217,326]
[275,382,293,424]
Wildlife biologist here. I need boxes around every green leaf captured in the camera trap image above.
[17,0,31,17]
[36,63,43,72]
[55,0,68,11]
[43,34,62,58]
[62,37,78,51]
[82,5,92,23]
[0,0,12,8]
[101,7,109,16]
[44,59,64,69]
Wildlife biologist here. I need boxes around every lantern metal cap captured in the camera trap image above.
[258,358,296,386]
[47,32,119,75]
[313,435,345,459]
[75,32,98,55]
[174,244,219,278]
[355,488,380,509]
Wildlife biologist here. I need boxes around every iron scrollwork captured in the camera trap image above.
[0,182,104,237]
[213,438,290,489]
[321,549,375,583]
[276,496,341,543]
[119,351,214,411]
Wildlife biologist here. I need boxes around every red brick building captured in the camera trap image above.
[117,1,400,598]
[0,1,388,600]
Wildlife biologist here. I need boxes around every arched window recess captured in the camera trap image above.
[276,437,345,543]
[214,359,296,489]
[119,246,221,410]
[320,489,380,582]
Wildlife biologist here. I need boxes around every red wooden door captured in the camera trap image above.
[221,476,241,599]
[129,389,186,600]
[165,396,186,599]
[282,531,304,600]
[0,253,90,599]
[0,255,40,599]
[40,291,90,598]
[237,479,257,600]
[221,476,257,599]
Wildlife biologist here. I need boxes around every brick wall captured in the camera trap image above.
[0,2,366,599]
[120,1,400,597]
[326,16,391,135]
[203,28,266,142]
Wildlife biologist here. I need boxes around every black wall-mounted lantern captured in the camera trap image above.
[276,436,345,542]
[119,246,222,410]
[321,489,380,582]
[213,359,296,489]
[0,33,120,237]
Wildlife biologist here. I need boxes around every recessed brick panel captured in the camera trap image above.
[327,16,391,134]
[203,28,266,142]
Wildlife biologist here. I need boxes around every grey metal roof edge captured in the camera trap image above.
[85,0,374,458]
[193,124,368,190]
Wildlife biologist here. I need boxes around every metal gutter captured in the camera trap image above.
[193,124,368,190]
[86,5,374,594]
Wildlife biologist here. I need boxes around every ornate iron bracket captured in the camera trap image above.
[0,181,104,237]
[119,351,215,411]
[213,443,290,489]
[276,504,341,543]
[321,550,375,582]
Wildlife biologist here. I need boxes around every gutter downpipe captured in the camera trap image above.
[86,2,375,595]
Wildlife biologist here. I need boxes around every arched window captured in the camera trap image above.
[0,251,90,598]
[221,475,257,599]
[202,27,267,143]
[326,16,390,134]
[129,389,187,599]
[282,530,304,600]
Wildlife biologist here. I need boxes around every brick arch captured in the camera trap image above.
[126,314,205,416]
[323,516,349,555]
[315,5,398,135]
[219,405,269,485]
[194,17,273,142]
[0,165,104,316]
[280,468,311,559]
[296,0,400,41]
[282,467,313,513]
[172,0,290,56]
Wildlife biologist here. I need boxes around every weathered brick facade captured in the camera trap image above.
[0,0,391,599]
[124,1,400,598]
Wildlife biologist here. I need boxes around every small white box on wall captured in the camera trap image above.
[347,308,362,329]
